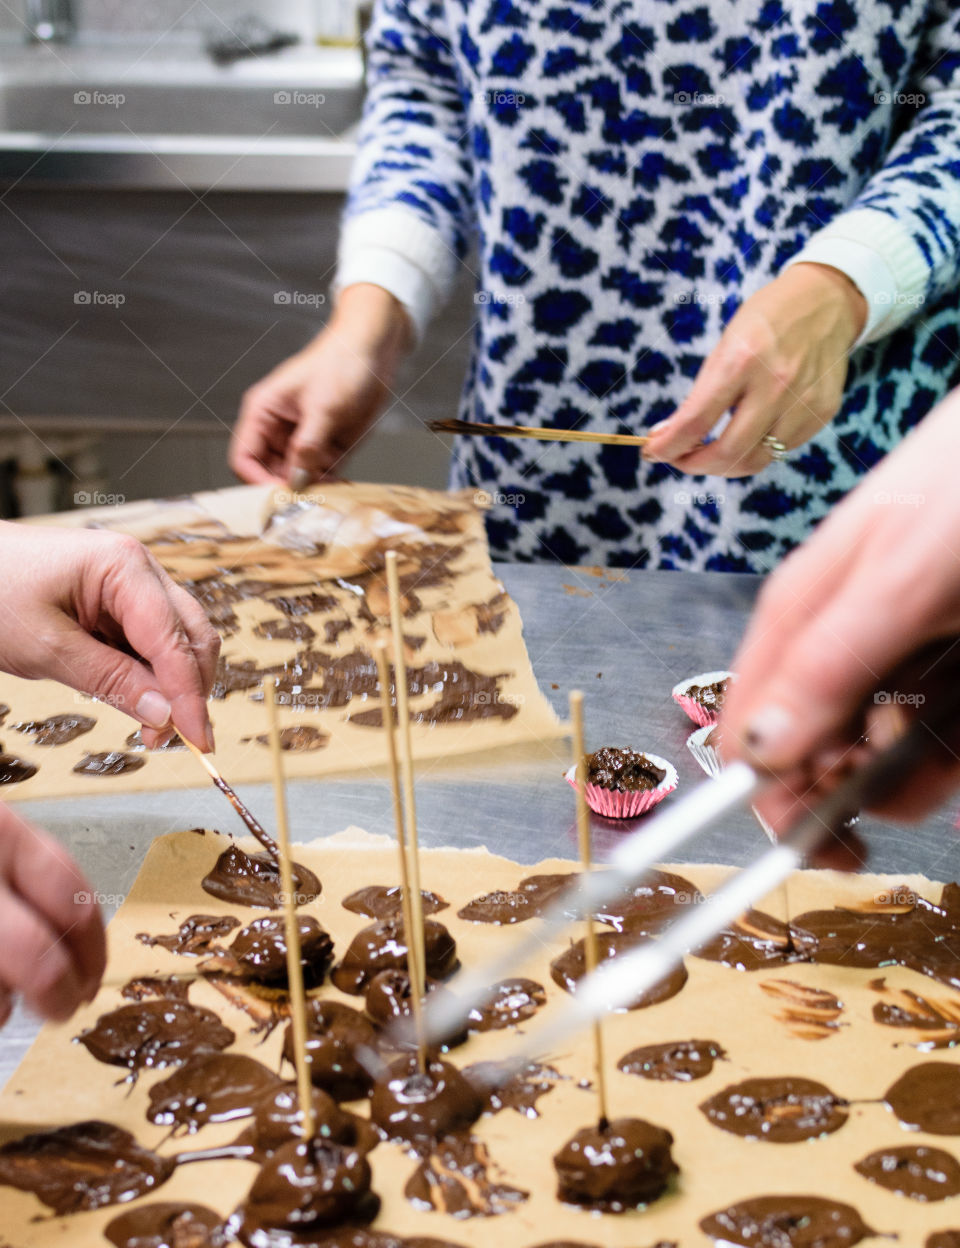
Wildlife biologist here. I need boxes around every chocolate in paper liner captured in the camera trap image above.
[564,751,678,819]
[671,669,736,726]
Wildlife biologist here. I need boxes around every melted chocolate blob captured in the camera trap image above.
[550,932,688,1010]
[885,1063,960,1134]
[584,747,666,792]
[362,970,464,1050]
[618,1038,726,1082]
[232,1137,379,1247]
[467,977,546,1031]
[105,1202,227,1248]
[554,1118,677,1211]
[253,618,317,643]
[455,870,581,926]
[125,729,186,752]
[13,713,96,745]
[687,677,730,710]
[0,1121,174,1214]
[248,726,329,753]
[122,975,191,1003]
[694,909,797,971]
[463,1060,563,1119]
[700,1194,875,1246]
[342,885,447,920]
[229,915,334,989]
[855,1144,960,1201]
[928,1234,960,1247]
[700,1077,849,1143]
[284,1000,379,1101]
[77,1000,234,1077]
[592,868,701,934]
[138,914,241,957]
[331,916,458,995]
[270,592,337,617]
[0,751,37,783]
[369,1053,483,1146]
[202,845,321,910]
[236,1082,378,1162]
[73,750,145,776]
[405,1135,528,1216]
[147,1054,283,1134]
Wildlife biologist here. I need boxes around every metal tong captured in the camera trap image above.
[406,712,937,1078]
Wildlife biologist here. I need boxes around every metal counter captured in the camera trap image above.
[2,564,956,1085]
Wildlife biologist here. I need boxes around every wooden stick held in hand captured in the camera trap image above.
[570,690,610,1130]
[263,679,316,1142]
[182,737,279,858]
[428,418,649,448]
[372,640,427,1073]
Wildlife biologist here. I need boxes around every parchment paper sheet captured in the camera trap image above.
[2,827,959,1246]
[0,484,562,800]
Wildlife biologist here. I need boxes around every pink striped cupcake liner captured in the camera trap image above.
[671,669,736,726]
[565,752,678,820]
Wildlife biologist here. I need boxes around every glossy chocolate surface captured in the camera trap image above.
[0,751,38,783]
[855,1145,960,1201]
[13,713,96,745]
[147,1054,282,1134]
[105,1202,227,1248]
[0,1121,174,1214]
[331,917,458,995]
[342,885,447,920]
[550,931,688,1010]
[73,750,145,776]
[236,1083,378,1162]
[284,1000,378,1101]
[700,1195,875,1246]
[466,978,545,1031]
[553,1117,677,1211]
[463,1060,563,1119]
[229,915,334,989]
[138,913,241,957]
[77,1000,234,1075]
[619,1038,726,1082]
[885,1063,960,1134]
[369,1054,483,1146]
[699,1077,849,1143]
[405,1135,527,1216]
[202,845,321,910]
[592,868,701,934]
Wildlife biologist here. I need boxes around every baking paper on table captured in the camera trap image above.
[0,483,563,799]
[2,827,959,1245]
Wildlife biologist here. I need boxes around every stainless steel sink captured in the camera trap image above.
[0,40,364,190]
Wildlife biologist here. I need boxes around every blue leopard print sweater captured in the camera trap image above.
[340,0,960,571]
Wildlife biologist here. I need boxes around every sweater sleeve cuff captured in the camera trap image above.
[335,208,457,345]
[782,208,930,346]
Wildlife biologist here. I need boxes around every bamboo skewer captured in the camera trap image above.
[429,418,649,448]
[384,551,429,1009]
[182,737,279,858]
[570,691,611,1130]
[263,679,316,1142]
[372,640,428,1074]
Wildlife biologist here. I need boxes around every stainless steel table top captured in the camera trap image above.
[2,565,956,1085]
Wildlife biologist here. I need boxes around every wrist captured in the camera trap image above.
[787,262,868,345]
[328,283,413,360]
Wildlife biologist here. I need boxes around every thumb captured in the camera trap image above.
[729,579,915,773]
[48,623,172,734]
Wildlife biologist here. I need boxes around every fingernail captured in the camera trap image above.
[205,722,216,754]
[649,419,671,433]
[743,705,796,758]
[136,690,172,729]
[288,467,310,492]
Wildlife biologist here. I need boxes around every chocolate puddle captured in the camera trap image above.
[202,845,321,910]
[405,1134,528,1216]
[138,914,241,957]
[105,1201,228,1248]
[463,1060,566,1118]
[284,1000,379,1101]
[699,1076,849,1143]
[0,1121,174,1214]
[253,618,317,643]
[13,713,96,745]
[554,1118,677,1212]
[700,1194,875,1246]
[73,750,145,776]
[76,1000,234,1078]
[550,931,688,1010]
[694,909,797,972]
[466,978,545,1031]
[618,1038,726,1082]
[592,868,701,934]
[885,1062,960,1133]
[331,917,458,995]
[343,884,448,920]
[370,1054,483,1148]
[855,1144,960,1201]
[0,750,37,783]
[148,1053,283,1134]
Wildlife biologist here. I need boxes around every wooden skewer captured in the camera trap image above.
[428,418,649,449]
[384,552,429,1020]
[570,690,610,1131]
[182,737,279,858]
[372,640,427,1074]
[263,679,316,1143]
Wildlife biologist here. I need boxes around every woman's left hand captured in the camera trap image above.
[643,262,867,477]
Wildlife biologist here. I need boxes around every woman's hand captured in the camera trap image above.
[721,386,960,861]
[0,523,219,752]
[230,284,413,489]
[644,263,867,477]
[0,805,106,1024]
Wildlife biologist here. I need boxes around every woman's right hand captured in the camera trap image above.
[229,284,413,489]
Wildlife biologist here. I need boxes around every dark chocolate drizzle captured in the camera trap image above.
[700,1195,875,1246]
[553,1117,677,1212]
[202,845,321,910]
[105,1202,228,1248]
[343,885,447,920]
[76,1000,234,1078]
[618,1038,726,1082]
[699,1077,849,1143]
[0,1121,174,1214]
[855,1144,960,1201]
[405,1134,528,1216]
